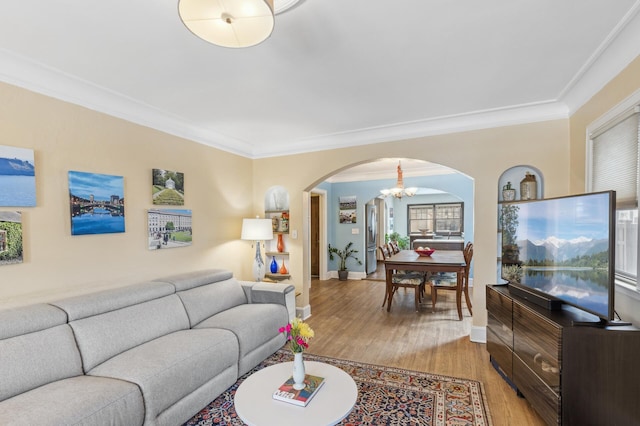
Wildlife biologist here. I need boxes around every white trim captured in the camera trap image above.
[296,304,311,320]
[470,326,486,344]
[616,280,640,302]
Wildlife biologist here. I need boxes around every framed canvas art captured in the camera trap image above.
[339,196,357,223]
[0,145,35,207]
[148,209,192,250]
[152,169,184,205]
[0,211,23,265]
[68,171,125,235]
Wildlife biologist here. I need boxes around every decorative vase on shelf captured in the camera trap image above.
[502,181,516,201]
[279,260,288,275]
[292,352,306,390]
[520,172,538,201]
[270,256,278,274]
[277,233,285,253]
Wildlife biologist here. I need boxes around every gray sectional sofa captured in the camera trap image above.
[0,269,295,425]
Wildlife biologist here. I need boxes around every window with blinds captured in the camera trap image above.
[407,203,463,236]
[588,103,640,287]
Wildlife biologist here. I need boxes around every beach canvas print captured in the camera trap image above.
[69,171,125,235]
[0,145,36,207]
[148,209,192,250]
[152,169,184,205]
[0,211,23,265]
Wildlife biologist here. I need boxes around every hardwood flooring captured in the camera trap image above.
[304,276,545,426]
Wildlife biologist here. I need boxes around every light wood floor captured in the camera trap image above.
[304,275,545,426]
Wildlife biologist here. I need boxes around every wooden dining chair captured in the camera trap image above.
[388,241,401,254]
[429,242,474,315]
[379,245,426,312]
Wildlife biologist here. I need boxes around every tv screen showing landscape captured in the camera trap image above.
[501,191,615,320]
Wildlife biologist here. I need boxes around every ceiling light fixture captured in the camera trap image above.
[380,161,418,199]
[178,0,275,48]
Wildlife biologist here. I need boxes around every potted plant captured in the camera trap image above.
[328,242,362,280]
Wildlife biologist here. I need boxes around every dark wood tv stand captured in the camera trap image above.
[486,284,640,425]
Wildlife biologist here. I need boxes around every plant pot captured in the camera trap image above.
[338,270,348,281]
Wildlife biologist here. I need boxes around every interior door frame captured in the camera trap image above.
[310,188,329,280]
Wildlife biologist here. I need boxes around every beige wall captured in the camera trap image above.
[0,82,254,308]
[254,120,570,329]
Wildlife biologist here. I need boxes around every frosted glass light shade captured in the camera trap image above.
[179,0,274,48]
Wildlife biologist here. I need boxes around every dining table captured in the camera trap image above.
[384,249,467,319]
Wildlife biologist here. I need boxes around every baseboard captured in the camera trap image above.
[470,326,486,344]
[296,304,311,320]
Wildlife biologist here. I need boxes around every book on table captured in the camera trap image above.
[272,374,325,406]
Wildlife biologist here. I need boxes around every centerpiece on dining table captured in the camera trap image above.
[415,246,435,256]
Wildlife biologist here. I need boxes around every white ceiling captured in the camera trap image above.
[1,1,639,160]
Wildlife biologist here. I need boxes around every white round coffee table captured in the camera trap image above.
[234,360,357,426]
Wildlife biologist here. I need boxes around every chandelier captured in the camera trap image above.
[380,162,418,199]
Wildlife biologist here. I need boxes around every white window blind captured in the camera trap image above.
[590,110,640,208]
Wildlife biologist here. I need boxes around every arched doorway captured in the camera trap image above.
[304,158,474,313]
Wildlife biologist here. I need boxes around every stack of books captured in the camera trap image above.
[272,374,325,407]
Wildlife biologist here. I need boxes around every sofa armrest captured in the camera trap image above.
[240,282,296,322]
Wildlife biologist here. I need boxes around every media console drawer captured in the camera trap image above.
[513,303,561,390]
[486,286,512,328]
[513,353,560,426]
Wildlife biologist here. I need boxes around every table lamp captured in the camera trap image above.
[241,217,274,281]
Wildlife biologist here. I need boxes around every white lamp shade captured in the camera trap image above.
[179,0,274,48]
[241,218,274,241]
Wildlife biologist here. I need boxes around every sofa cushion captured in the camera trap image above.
[0,303,84,402]
[0,323,83,402]
[87,328,239,425]
[62,294,190,371]
[194,303,288,374]
[172,275,249,327]
[0,303,67,340]
[159,268,233,292]
[52,281,175,321]
[0,375,144,426]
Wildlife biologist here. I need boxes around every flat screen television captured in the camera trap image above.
[501,191,616,322]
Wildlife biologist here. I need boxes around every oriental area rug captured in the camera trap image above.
[184,349,492,426]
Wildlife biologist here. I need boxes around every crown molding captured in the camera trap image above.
[253,101,570,158]
[0,48,254,158]
[561,1,640,114]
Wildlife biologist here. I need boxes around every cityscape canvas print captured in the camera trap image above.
[0,145,35,207]
[148,209,192,250]
[152,169,184,205]
[0,211,23,265]
[69,171,125,235]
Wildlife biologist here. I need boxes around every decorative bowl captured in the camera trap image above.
[415,248,435,257]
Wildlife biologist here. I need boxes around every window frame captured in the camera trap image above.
[406,202,464,237]
[586,88,640,294]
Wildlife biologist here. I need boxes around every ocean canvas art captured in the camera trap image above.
[0,145,36,207]
[69,171,125,235]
